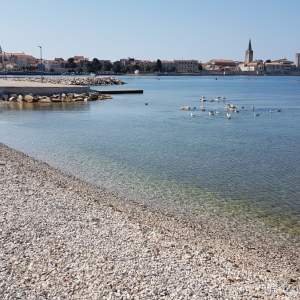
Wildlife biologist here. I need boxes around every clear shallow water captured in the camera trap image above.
[1,76,300,233]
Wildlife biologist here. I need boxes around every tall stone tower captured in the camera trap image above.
[245,39,253,64]
[295,53,300,68]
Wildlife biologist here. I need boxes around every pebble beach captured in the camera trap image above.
[0,143,299,299]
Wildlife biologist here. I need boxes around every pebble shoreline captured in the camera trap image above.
[0,143,299,299]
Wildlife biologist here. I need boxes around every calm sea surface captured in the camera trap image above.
[1,76,300,232]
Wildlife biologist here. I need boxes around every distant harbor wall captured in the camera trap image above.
[95,89,143,94]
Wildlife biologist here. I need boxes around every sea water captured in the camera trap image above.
[1,76,300,234]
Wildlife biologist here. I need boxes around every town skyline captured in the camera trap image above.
[1,39,299,75]
[1,39,299,64]
[1,0,300,61]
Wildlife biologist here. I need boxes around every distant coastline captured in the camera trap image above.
[1,71,300,76]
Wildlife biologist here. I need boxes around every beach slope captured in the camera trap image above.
[0,143,299,299]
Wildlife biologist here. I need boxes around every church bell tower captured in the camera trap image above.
[245,39,253,64]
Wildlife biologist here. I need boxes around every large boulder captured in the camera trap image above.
[17,95,23,102]
[98,94,112,100]
[24,95,34,103]
[9,95,17,102]
[74,97,84,102]
[61,93,67,101]
[73,93,87,101]
[88,92,99,101]
[2,94,9,101]
[65,96,74,102]
[39,97,51,103]
[51,97,62,102]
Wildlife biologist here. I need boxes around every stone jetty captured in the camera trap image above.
[9,76,125,86]
[0,91,112,103]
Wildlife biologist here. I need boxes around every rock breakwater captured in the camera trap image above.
[0,91,112,103]
[9,76,125,86]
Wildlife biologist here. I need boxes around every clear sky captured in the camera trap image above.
[1,0,299,62]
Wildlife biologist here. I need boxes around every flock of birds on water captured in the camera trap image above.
[178,96,282,120]
[144,96,282,120]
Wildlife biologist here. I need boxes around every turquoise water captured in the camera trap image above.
[1,76,300,232]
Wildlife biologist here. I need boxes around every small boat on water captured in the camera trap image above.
[226,112,232,119]
[208,111,215,116]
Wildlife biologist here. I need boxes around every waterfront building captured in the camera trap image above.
[98,59,112,65]
[245,39,254,64]
[134,60,154,72]
[239,60,264,73]
[120,58,135,67]
[203,59,238,72]
[239,39,261,73]
[44,59,66,72]
[54,57,66,64]
[3,52,38,70]
[264,58,296,74]
[72,56,89,64]
[119,58,154,73]
[161,60,176,72]
[0,45,3,70]
[174,60,199,73]
[295,53,300,68]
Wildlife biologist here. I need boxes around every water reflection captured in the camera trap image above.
[0,101,90,112]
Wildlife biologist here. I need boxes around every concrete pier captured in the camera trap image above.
[0,79,91,96]
[96,89,143,94]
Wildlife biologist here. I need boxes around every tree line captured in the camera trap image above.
[64,58,174,74]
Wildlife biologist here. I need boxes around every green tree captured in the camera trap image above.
[112,61,122,73]
[103,61,113,72]
[66,58,77,69]
[87,58,103,73]
[155,59,162,72]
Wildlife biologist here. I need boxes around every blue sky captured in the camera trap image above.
[1,0,299,62]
